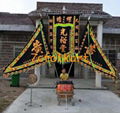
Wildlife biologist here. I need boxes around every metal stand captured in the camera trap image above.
[65,94,68,110]
[24,86,42,111]
[25,87,33,107]
[25,86,42,108]
[30,87,33,106]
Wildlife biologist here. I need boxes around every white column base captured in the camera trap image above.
[84,68,89,79]
[41,64,46,77]
[33,19,41,86]
[95,21,103,88]
[95,72,102,88]
[34,67,40,86]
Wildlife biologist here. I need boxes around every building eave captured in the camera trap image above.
[103,27,120,34]
[0,24,35,32]
[29,10,111,22]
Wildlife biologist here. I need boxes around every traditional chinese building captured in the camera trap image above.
[0,2,120,87]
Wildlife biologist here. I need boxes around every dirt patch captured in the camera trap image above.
[0,79,26,113]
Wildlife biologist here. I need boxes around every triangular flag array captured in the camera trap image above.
[78,22,117,79]
[3,17,118,80]
[3,21,50,77]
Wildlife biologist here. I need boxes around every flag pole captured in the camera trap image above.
[87,12,95,70]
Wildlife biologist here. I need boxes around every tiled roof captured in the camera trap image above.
[104,17,120,28]
[29,2,111,20]
[0,2,120,29]
[37,2,103,11]
[0,12,33,25]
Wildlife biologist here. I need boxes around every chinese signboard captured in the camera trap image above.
[49,15,80,57]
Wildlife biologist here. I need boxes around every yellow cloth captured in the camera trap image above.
[60,73,69,80]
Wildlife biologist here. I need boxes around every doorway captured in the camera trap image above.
[55,63,74,78]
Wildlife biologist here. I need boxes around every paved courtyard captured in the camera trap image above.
[3,88,120,113]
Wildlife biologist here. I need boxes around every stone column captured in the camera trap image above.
[41,64,47,78]
[34,19,41,86]
[84,68,89,79]
[95,21,103,88]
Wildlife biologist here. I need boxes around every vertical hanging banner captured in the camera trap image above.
[3,20,50,77]
[79,22,117,79]
[49,15,80,63]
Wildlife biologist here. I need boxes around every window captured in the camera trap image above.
[104,50,116,66]
[103,37,120,52]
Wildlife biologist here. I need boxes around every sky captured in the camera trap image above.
[0,0,120,16]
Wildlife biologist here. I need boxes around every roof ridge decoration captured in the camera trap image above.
[37,2,103,11]
[3,20,50,77]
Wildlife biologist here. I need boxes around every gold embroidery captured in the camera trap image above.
[84,44,96,59]
[60,44,67,52]
[59,28,68,52]
[56,16,62,23]
[66,16,72,22]
[31,40,43,61]
[60,28,67,36]
[60,36,67,44]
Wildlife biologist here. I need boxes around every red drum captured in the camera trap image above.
[56,84,74,92]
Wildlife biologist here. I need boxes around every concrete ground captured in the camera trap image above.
[3,88,120,113]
